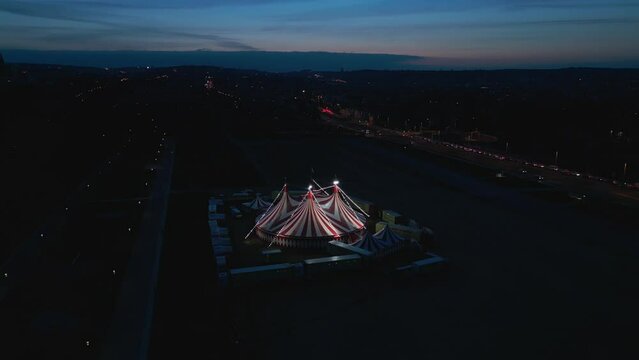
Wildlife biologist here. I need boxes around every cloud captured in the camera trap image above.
[277,0,639,22]
[259,16,639,38]
[0,0,258,50]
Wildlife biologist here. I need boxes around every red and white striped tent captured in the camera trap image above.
[318,184,366,235]
[254,184,301,237]
[272,190,343,248]
[250,182,368,248]
[242,194,271,211]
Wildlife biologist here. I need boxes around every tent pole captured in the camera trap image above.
[340,187,370,217]
[312,179,330,195]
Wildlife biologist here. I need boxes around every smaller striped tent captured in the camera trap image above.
[352,224,407,257]
[242,194,271,210]
[373,223,406,248]
[351,232,391,254]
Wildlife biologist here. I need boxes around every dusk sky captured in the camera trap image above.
[1,0,639,68]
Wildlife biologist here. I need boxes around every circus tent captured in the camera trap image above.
[272,190,343,248]
[250,182,369,248]
[351,231,390,254]
[374,224,407,247]
[352,224,408,256]
[242,194,271,211]
[254,184,301,237]
[317,184,366,234]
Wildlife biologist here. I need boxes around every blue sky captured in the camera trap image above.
[1,0,639,68]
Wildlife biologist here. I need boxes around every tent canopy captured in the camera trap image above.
[255,184,300,235]
[276,190,341,239]
[243,194,271,210]
[252,182,368,247]
[352,225,407,255]
[352,231,390,253]
[318,184,366,233]
[373,224,406,246]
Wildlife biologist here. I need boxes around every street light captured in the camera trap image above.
[624,162,628,180]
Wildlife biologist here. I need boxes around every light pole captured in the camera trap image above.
[624,162,628,180]
[555,151,559,166]
[505,141,509,154]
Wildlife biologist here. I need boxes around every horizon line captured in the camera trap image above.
[3,49,638,72]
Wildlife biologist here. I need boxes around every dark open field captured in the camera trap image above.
[4,64,638,359]
[222,134,639,359]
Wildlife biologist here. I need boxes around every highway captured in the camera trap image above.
[100,139,175,360]
[325,117,639,207]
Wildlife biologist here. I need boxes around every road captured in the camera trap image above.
[100,139,175,360]
[325,118,639,207]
